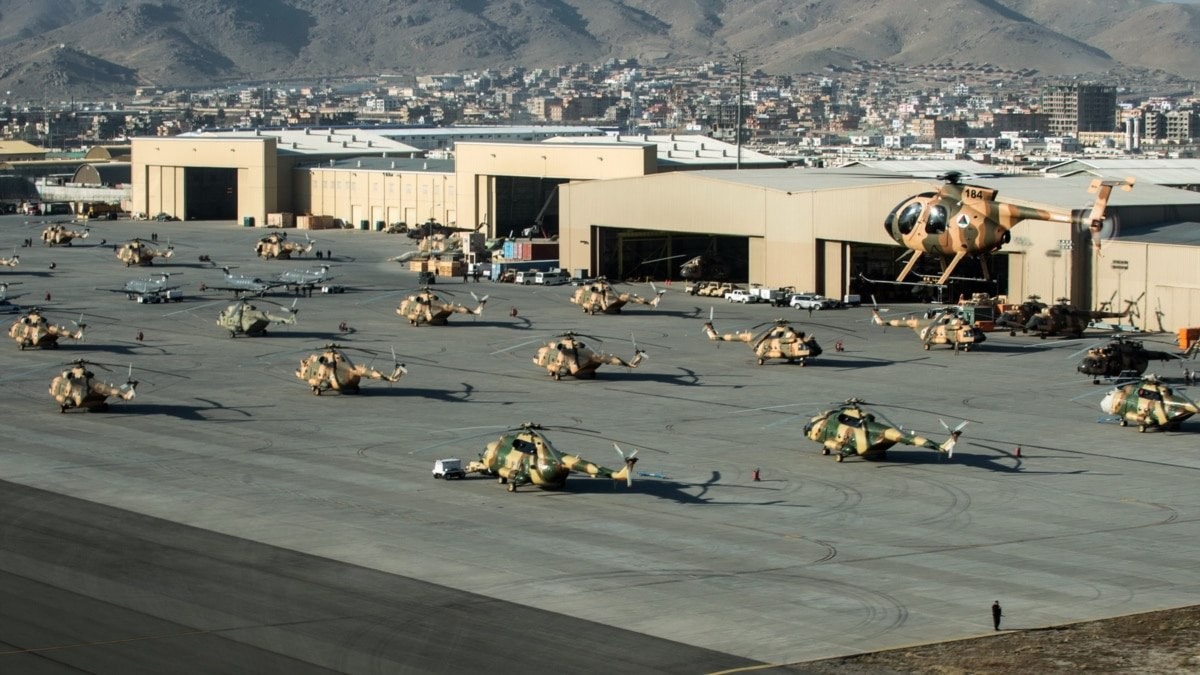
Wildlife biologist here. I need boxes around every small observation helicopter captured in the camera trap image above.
[871,307,986,351]
[9,308,85,349]
[255,231,313,259]
[1076,336,1180,384]
[885,171,1134,285]
[1011,297,1137,339]
[803,398,967,462]
[463,423,639,492]
[569,278,664,315]
[49,360,137,413]
[216,298,298,337]
[103,272,183,303]
[529,332,646,379]
[0,249,19,267]
[41,223,89,246]
[702,312,822,365]
[397,287,488,326]
[296,344,407,395]
[116,238,175,266]
[1099,374,1198,432]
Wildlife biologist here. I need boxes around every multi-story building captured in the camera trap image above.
[1042,84,1116,135]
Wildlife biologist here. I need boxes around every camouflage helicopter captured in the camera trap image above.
[49,360,137,413]
[0,249,19,267]
[871,307,986,351]
[885,171,1134,285]
[216,298,298,337]
[803,398,967,462]
[41,223,90,246]
[296,344,407,395]
[679,252,729,280]
[396,287,488,326]
[1013,297,1136,339]
[569,278,664,315]
[1098,374,1198,432]
[702,312,822,365]
[527,331,647,380]
[8,308,85,349]
[1076,336,1180,384]
[994,295,1050,335]
[255,231,314,260]
[463,423,639,493]
[116,238,175,266]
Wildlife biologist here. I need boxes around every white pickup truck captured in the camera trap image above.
[725,289,760,303]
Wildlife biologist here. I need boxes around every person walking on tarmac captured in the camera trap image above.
[992,600,1003,630]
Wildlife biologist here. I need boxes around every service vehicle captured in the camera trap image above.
[432,458,467,479]
[725,289,760,303]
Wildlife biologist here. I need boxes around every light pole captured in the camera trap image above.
[734,53,745,170]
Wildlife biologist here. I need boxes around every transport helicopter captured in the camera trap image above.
[1011,297,1137,339]
[1098,374,1198,432]
[41,223,89,246]
[49,360,137,413]
[885,171,1134,285]
[0,249,19,267]
[9,308,85,349]
[255,231,314,259]
[994,295,1050,335]
[296,344,407,395]
[569,278,664,314]
[103,272,183,303]
[405,218,478,240]
[803,398,967,462]
[397,287,488,326]
[679,250,730,280]
[525,331,647,379]
[1076,336,1180,384]
[216,298,298,337]
[116,238,175,266]
[462,423,639,493]
[202,267,285,297]
[871,307,986,351]
[702,312,822,365]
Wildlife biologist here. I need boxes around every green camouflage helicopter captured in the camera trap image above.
[463,423,640,492]
[1098,374,1198,432]
[803,398,967,462]
[216,298,298,337]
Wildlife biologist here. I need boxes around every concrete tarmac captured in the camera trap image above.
[1,215,1198,671]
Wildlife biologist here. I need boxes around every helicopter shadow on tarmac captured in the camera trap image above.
[878,444,1102,475]
[453,317,534,329]
[104,398,268,422]
[540,469,811,507]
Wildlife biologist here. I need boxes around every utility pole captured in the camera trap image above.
[734,53,745,170]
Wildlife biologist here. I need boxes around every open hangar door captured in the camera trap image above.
[184,167,237,221]
[494,176,567,238]
[848,242,1009,303]
[592,228,749,282]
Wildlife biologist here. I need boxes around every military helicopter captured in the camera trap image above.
[274,264,336,293]
[678,253,729,281]
[702,312,822,365]
[803,398,967,462]
[216,298,298,337]
[103,272,184,303]
[526,331,647,380]
[41,223,90,246]
[1076,336,1180,384]
[1016,297,1137,339]
[203,266,285,297]
[0,249,19,267]
[569,278,664,315]
[116,238,175,266]
[296,344,406,395]
[462,423,639,493]
[1098,374,1198,432]
[397,287,488,326]
[994,295,1050,335]
[8,308,85,349]
[871,307,986,351]
[255,231,314,259]
[885,172,1134,285]
[405,217,478,240]
[49,360,137,413]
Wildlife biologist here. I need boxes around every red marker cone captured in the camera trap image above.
[1015,445,1022,458]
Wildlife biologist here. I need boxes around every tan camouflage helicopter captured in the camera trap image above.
[8,308,85,350]
[0,249,19,267]
[396,287,488,326]
[871,306,986,351]
[526,331,647,379]
[296,344,407,395]
[702,311,822,365]
[1075,336,1180,384]
[570,278,664,314]
[462,423,639,492]
[255,231,314,260]
[216,298,298,337]
[49,360,137,413]
[1098,374,1198,432]
[994,295,1050,335]
[116,238,175,266]
[803,398,967,462]
[41,223,90,246]
[886,171,1134,285]
[1012,296,1138,339]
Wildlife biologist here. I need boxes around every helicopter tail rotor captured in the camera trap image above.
[613,443,640,487]
[937,420,969,458]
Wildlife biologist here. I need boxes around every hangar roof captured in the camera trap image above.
[181,128,421,156]
[1042,158,1200,186]
[301,157,455,173]
[546,133,786,168]
[838,159,1012,177]
[1114,221,1200,246]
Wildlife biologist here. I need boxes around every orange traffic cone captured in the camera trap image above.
[1015,445,1022,458]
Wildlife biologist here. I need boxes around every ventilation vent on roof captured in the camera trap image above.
[390,161,396,169]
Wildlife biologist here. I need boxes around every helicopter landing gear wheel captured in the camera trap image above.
[507,482,516,492]
[498,476,506,484]
[835,454,844,463]
[552,372,561,380]
[757,358,765,365]
[1119,419,1127,427]
[1009,330,1017,337]
[1138,424,1147,433]
[822,448,830,456]
[59,405,66,414]
[311,387,320,396]
[923,344,930,351]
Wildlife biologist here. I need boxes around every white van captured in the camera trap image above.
[534,270,570,286]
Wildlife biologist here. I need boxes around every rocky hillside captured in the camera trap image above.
[0,0,1196,97]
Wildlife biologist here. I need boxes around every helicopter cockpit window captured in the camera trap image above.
[895,203,924,236]
[925,205,948,234]
[835,413,864,428]
[1138,389,1162,401]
